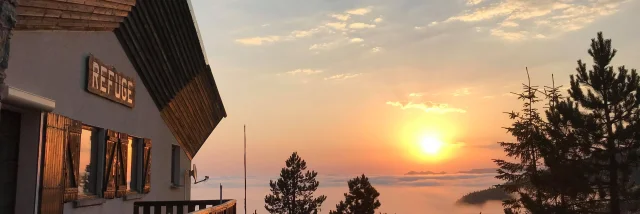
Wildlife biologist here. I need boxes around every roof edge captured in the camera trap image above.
[186,0,210,65]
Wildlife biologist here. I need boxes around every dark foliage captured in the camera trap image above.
[264,152,327,214]
[456,187,514,206]
[330,174,381,214]
[494,32,640,214]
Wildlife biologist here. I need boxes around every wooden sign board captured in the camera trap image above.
[86,55,135,108]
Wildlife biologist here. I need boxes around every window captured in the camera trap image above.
[41,113,152,207]
[126,137,134,191]
[171,145,181,186]
[78,126,98,197]
[126,136,144,193]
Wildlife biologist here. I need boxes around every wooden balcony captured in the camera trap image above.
[133,199,236,214]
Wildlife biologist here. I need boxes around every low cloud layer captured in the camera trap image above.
[457,168,498,174]
[195,172,500,189]
[406,171,447,175]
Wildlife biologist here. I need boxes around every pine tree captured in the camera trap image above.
[555,32,640,214]
[329,174,381,214]
[539,75,598,213]
[264,152,327,214]
[493,69,549,214]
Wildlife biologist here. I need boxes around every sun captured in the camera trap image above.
[420,136,444,155]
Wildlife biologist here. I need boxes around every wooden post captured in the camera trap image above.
[0,0,17,119]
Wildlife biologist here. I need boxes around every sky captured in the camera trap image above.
[188,0,640,213]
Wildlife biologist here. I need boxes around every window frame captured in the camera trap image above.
[171,145,181,186]
[77,125,101,199]
[127,136,144,193]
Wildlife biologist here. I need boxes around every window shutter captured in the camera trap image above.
[63,119,82,202]
[116,133,129,197]
[142,138,152,194]
[39,113,69,214]
[103,130,118,199]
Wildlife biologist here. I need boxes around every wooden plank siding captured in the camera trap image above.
[115,0,226,159]
[16,0,135,31]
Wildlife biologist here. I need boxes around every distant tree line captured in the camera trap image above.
[494,32,640,214]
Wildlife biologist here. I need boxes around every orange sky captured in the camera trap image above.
[191,0,640,179]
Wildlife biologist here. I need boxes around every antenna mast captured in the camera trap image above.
[244,124,247,214]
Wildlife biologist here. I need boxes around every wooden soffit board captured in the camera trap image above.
[115,0,226,159]
[15,0,136,31]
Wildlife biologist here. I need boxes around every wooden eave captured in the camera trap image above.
[14,0,227,159]
[114,0,227,160]
[16,0,136,31]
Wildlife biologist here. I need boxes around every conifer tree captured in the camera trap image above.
[494,69,549,214]
[554,32,640,214]
[264,152,327,214]
[539,75,598,213]
[329,174,381,214]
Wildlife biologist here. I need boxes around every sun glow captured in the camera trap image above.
[397,116,464,162]
[420,136,444,155]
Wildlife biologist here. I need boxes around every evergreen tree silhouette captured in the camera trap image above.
[553,32,640,214]
[329,174,381,214]
[493,68,549,214]
[264,152,326,214]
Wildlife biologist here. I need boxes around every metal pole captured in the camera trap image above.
[244,125,247,214]
[220,183,222,202]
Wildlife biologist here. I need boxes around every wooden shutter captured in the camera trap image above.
[103,130,118,199]
[63,119,82,202]
[39,113,69,214]
[116,133,129,197]
[142,138,152,193]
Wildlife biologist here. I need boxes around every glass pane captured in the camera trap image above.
[79,129,94,196]
[127,137,133,191]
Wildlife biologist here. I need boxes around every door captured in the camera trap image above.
[0,109,22,213]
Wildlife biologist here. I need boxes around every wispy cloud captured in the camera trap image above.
[440,0,630,40]
[374,17,383,23]
[324,73,362,81]
[349,38,364,43]
[452,88,471,96]
[349,23,376,29]
[466,0,484,5]
[309,42,334,50]
[386,101,467,114]
[290,28,324,38]
[346,7,373,16]
[331,14,350,21]
[409,93,424,97]
[371,47,382,53]
[284,69,323,75]
[234,36,280,46]
[326,22,347,31]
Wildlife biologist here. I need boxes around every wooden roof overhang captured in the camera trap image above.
[15,0,227,160]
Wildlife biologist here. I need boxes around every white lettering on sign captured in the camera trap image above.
[86,55,136,108]
[92,62,100,90]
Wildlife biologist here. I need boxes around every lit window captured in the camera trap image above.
[127,137,134,191]
[79,128,96,197]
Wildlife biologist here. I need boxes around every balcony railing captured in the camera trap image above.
[133,199,236,214]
